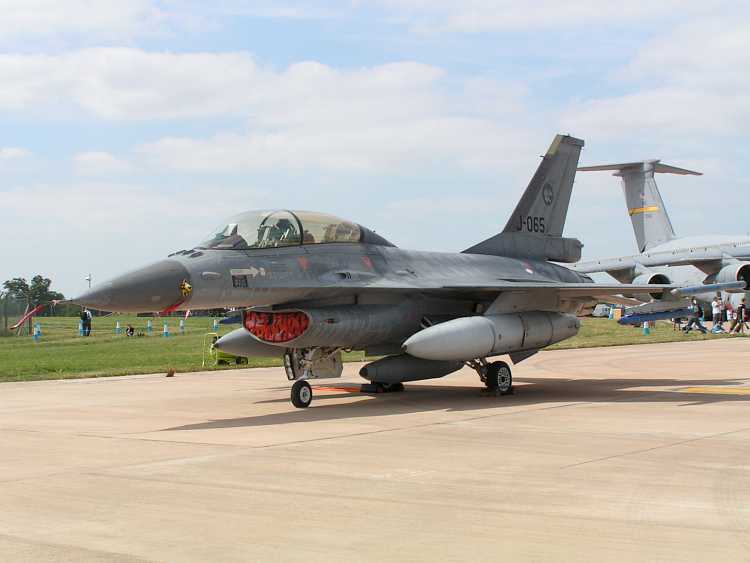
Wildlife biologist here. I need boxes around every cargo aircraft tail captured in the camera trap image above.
[464,134,585,263]
[577,160,701,252]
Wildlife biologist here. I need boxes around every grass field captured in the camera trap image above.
[0,314,740,382]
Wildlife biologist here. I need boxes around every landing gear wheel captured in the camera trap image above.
[291,380,313,408]
[360,382,405,393]
[485,361,513,395]
[378,382,405,393]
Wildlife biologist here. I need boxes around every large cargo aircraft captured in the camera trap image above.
[573,160,750,306]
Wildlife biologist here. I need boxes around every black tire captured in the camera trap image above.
[485,361,513,395]
[375,382,405,393]
[291,380,313,408]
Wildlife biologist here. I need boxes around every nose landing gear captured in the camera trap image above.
[284,347,343,408]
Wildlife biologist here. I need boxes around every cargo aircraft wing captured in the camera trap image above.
[573,253,734,275]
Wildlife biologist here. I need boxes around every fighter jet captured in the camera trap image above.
[572,161,750,319]
[74,134,673,408]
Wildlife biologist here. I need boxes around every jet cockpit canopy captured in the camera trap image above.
[198,209,393,250]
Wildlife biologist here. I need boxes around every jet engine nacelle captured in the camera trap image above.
[402,312,580,362]
[241,304,412,349]
[628,271,671,300]
[359,355,463,384]
[704,263,750,293]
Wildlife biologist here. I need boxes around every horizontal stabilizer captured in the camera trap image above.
[463,233,583,263]
[578,161,702,176]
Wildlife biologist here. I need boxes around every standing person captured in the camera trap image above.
[711,294,724,333]
[683,298,708,334]
[83,308,93,336]
[725,299,734,327]
[732,298,748,333]
[79,308,88,336]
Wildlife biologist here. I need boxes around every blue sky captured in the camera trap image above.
[2,0,749,296]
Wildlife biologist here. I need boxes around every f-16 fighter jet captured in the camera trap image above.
[573,161,750,323]
[74,135,672,408]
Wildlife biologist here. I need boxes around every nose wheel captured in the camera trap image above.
[484,361,513,395]
[291,380,313,408]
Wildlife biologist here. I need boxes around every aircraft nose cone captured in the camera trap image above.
[73,259,192,313]
[73,285,113,311]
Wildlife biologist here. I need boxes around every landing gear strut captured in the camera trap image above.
[468,358,513,395]
[284,347,344,408]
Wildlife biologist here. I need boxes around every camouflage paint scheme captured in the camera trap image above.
[74,135,673,407]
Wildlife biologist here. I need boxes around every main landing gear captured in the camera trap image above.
[360,382,405,393]
[467,359,513,395]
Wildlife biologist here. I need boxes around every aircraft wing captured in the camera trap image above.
[441,281,672,299]
[261,279,668,307]
[574,249,750,275]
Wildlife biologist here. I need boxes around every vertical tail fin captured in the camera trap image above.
[577,160,701,252]
[502,134,585,237]
[463,134,584,262]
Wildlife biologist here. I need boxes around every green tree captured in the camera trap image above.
[2,276,65,315]
[2,278,30,302]
[29,275,64,305]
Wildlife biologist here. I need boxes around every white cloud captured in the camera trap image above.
[623,19,750,89]
[131,58,534,172]
[0,0,170,41]
[0,51,448,121]
[130,58,534,173]
[376,0,722,33]
[0,147,31,160]
[73,152,132,176]
[562,89,748,137]
[206,0,338,20]
[0,48,264,119]
[560,15,750,139]
[137,117,532,173]
[0,47,534,172]
[0,147,32,174]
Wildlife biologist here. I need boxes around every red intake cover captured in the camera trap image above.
[244,311,310,343]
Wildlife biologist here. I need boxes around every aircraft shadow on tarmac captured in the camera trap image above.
[164,376,750,431]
